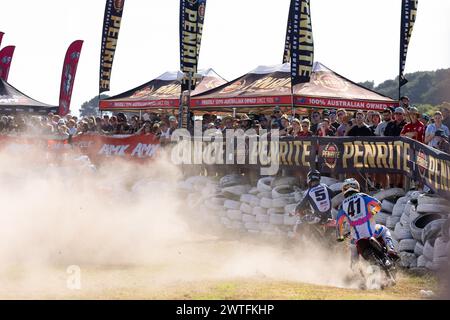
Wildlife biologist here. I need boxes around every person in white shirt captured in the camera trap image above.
[425,111,450,149]
[374,108,393,136]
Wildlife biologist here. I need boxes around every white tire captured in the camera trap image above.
[285,203,298,215]
[396,196,409,205]
[259,222,275,231]
[242,214,257,223]
[410,213,443,242]
[392,203,405,217]
[269,213,285,225]
[257,177,274,193]
[423,241,434,261]
[394,222,413,240]
[257,192,272,199]
[226,210,243,221]
[375,211,391,225]
[409,207,421,224]
[284,214,297,226]
[433,237,449,258]
[381,200,395,213]
[267,207,285,215]
[321,176,338,186]
[186,175,210,186]
[408,191,423,200]
[224,199,241,210]
[414,242,424,256]
[399,252,417,268]
[253,207,267,216]
[417,255,427,268]
[248,187,259,195]
[422,219,447,244]
[386,216,401,230]
[372,188,405,202]
[245,222,259,230]
[210,197,226,206]
[272,197,296,208]
[332,192,345,209]
[204,200,223,211]
[240,203,254,215]
[271,177,299,188]
[418,195,450,207]
[240,194,260,205]
[403,202,413,216]
[256,213,270,223]
[417,203,449,214]
[219,174,248,188]
[272,185,297,199]
[329,182,344,193]
[260,197,273,209]
[222,185,251,197]
[398,239,417,253]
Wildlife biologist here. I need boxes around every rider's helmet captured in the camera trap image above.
[342,178,360,197]
[307,169,321,187]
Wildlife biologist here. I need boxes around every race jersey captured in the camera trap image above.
[296,183,334,217]
[336,193,381,241]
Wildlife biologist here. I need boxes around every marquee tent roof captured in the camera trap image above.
[0,78,58,115]
[99,68,227,111]
[191,62,398,113]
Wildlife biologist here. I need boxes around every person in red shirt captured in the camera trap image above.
[401,107,425,143]
[297,119,313,137]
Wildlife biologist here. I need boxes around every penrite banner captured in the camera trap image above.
[283,0,295,63]
[179,0,207,92]
[399,0,418,87]
[0,32,4,47]
[99,0,126,94]
[0,45,15,81]
[290,0,314,86]
[58,40,83,116]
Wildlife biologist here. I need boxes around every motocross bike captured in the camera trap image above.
[353,236,398,288]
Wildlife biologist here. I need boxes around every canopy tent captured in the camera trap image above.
[0,78,58,115]
[99,68,227,112]
[191,62,398,113]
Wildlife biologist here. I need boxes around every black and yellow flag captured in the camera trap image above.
[399,0,418,87]
[290,0,314,86]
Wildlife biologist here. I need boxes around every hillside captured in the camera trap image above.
[359,68,450,106]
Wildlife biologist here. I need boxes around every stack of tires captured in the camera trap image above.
[390,191,450,271]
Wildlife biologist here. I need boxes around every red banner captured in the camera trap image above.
[59,40,83,116]
[295,96,399,111]
[0,45,15,81]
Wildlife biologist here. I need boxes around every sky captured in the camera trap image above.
[1,0,449,115]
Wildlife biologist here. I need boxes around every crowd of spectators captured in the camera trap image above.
[1,96,449,153]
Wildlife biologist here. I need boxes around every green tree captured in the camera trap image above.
[79,94,109,117]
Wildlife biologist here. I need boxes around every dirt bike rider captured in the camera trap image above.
[294,170,334,232]
[336,178,400,266]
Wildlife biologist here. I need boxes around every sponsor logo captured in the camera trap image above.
[198,2,206,20]
[322,143,340,169]
[114,0,125,12]
[70,51,80,60]
[1,56,12,64]
[314,73,349,92]
[417,150,428,178]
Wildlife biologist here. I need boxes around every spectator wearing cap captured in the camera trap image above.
[310,110,321,134]
[329,109,339,130]
[168,115,178,135]
[258,115,269,129]
[425,111,450,149]
[239,114,252,130]
[317,118,335,136]
[384,107,407,137]
[400,96,410,110]
[400,107,425,143]
[346,110,374,136]
[272,106,283,128]
[375,108,393,136]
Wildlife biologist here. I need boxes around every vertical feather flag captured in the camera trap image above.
[283,0,294,63]
[58,40,83,116]
[290,0,314,86]
[399,0,419,89]
[0,45,15,81]
[0,32,4,48]
[99,0,126,94]
[179,0,207,91]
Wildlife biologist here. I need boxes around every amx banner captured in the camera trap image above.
[0,45,15,81]
[399,0,418,87]
[290,0,314,86]
[99,0,125,94]
[179,0,207,91]
[59,40,83,116]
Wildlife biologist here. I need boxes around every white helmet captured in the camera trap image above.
[342,178,360,196]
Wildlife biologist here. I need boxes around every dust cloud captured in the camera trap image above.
[0,145,357,298]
